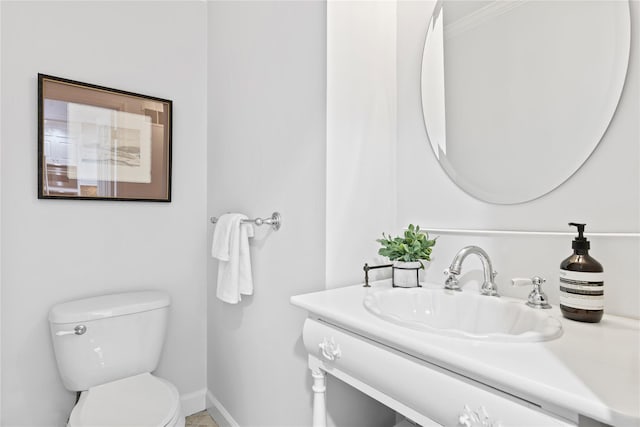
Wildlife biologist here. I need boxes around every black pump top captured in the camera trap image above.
[569,222,590,252]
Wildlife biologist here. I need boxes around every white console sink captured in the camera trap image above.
[363,286,562,342]
[292,282,640,426]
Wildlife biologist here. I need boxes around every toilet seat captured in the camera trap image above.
[68,373,182,427]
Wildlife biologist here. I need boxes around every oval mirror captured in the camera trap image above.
[421,1,630,204]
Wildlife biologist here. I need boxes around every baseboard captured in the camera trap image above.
[206,390,240,427]
[181,388,207,417]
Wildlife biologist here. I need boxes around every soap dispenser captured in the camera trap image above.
[559,223,604,323]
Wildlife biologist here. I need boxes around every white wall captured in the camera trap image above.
[0,1,3,420]
[206,2,394,426]
[396,1,640,318]
[326,0,397,289]
[206,2,327,426]
[0,2,208,425]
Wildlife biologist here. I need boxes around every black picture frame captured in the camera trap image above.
[38,74,172,201]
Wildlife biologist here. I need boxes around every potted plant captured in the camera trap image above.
[377,224,437,287]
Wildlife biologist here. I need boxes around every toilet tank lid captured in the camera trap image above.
[49,291,170,324]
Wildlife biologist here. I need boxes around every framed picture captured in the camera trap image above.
[38,74,172,201]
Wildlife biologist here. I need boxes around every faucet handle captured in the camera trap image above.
[511,276,552,309]
[512,276,545,287]
[443,268,457,279]
[443,269,462,291]
[512,277,534,287]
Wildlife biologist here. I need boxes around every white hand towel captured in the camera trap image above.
[238,221,254,296]
[211,213,254,304]
[211,214,237,261]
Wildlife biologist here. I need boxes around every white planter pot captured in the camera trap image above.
[392,261,422,288]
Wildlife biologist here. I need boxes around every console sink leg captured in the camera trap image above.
[311,369,327,427]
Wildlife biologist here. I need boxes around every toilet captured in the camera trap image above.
[49,291,185,427]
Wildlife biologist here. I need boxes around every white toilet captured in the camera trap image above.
[49,291,185,427]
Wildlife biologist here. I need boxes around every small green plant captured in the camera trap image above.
[377,224,437,268]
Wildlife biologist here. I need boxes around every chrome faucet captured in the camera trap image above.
[444,246,499,296]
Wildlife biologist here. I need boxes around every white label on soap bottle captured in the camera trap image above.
[559,270,604,310]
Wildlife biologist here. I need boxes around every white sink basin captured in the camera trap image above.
[364,287,562,342]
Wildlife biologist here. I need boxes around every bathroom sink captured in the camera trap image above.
[363,287,562,342]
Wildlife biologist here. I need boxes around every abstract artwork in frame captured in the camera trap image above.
[38,74,172,201]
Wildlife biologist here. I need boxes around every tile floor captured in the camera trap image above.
[186,410,219,427]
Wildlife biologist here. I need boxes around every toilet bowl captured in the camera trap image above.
[49,291,186,427]
[68,373,184,427]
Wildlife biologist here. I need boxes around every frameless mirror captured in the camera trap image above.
[421,1,630,204]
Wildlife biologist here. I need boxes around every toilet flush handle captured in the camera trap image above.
[56,325,87,336]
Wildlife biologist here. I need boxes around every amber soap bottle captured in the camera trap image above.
[559,223,604,323]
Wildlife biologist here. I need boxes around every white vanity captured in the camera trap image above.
[291,281,640,427]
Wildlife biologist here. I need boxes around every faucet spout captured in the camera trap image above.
[445,246,499,296]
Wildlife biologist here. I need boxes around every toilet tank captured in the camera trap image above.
[49,291,170,391]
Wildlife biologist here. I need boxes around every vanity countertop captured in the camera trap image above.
[291,281,640,426]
